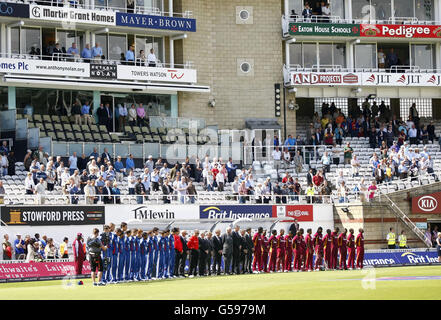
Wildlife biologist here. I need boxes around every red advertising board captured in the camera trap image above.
[412,191,441,214]
[273,205,314,221]
[361,24,441,38]
[0,261,91,281]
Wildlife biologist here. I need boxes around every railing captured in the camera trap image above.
[286,64,437,74]
[2,53,193,70]
[5,0,193,17]
[1,193,342,205]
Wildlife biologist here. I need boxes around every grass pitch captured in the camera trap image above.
[0,266,440,300]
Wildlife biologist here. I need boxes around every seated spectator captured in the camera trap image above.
[112,182,121,204]
[147,48,157,67]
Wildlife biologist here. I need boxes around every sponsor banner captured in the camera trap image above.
[364,250,438,266]
[29,4,115,25]
[274,205,314,221]
[116,12,196,32]
[0,2,29,18]
[117,65,197,83]
[412,191,441,214]
[0,261,90,280]
[289,22,360,37]
[361,24,441,39]
[199,205,276,219]
[90,63,117,79]
[290,72,441,87]
[106,205,199,223]
[0,58,89,77]
[0,206,105,226]
[291,72,361,86]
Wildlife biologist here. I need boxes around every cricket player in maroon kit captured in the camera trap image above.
[347,228,355,270]
[292,231,303,271]
[276,229,286,272]
[268,230,278,272]
[284,231,294,271]
[261,230,269,273]
[322,229,332,270]
[356,228,365,269]
[313,227,323,270]
[299,228,306,271]
[330,227,340,270]
[252,227,264,272]
[304,228,314,271]
[72,232,86,277]
[338,228,348,270]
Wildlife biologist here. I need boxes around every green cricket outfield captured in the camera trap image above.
[0,266,440,300]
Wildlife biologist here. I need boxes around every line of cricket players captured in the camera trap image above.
[96,222,366,284]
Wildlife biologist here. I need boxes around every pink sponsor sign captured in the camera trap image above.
[0,261,91,281]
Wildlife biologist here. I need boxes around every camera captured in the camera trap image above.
[100,232,110,247]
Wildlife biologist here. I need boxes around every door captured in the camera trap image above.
[100,95,115,133]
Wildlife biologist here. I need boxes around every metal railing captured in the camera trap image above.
[287,64,433,74]
[5,0,193,17]
[3,53,193,70]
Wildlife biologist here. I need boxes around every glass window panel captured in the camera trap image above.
[333,43,346,67]
[319,43,333,67]
[100,144,114,157]
[95,34,108,59]
[11,27,19,54]
[395,0,413,19]
[355,44,376,68]
[108,34,126,61]
[303,43,317,68]
[372,0,391,21]
[53,143,69,157]
[289,43,302,67]
[411,44,434,69]
[129,144,143,158]
[287,0,303,17]
[331,0,345,19]
[21,28,41,55]
[69,143,83,156]
[136,0,163,13]
[108,0,125,9]
[135,36,164,62]
[352,0,374,21]
[116,144,130,159]
[95,0,106,9]
[84,143,97,156]
[415,0,434,21]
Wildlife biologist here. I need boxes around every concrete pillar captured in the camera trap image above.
[436,42,440,70]
[169,0,173,16]
[435,0,441,22]
[93,91,101,123]
[6,26,11,56]
[170,94,178,117]
[284,0,289,17]
[346,41,354,71]
[8,87,16,110]
[345,0,352,21]
[0,24,5,54]
[285,42,290,67]
[169,38,174,67]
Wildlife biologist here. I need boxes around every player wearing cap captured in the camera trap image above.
[134,229,143,281]
[338,228,348,270]
[304,228,314,271]
[323,229,332,270]
[347,228,355,270]
[268,230,278,272]
[313,227,323,271]
[252,227,264,273]
[124,230,131,281]
[356,228,365,269]
[284,230,294,272]
[276,229,286,272]
[163,230,170,278]
[139,231,148,281]
[157,230,167,279]
[168,230,175,278]
[330,227,340,270]
[261,230,269,273]
[129,229,138,281]
[116,228,125,282]
[147,230,155,280]
[152,227,159,279]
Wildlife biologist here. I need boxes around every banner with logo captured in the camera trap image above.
[363,249,438,266]
[116,12,196,32]
[412,191,441,214]
[0,58,89,78]
[199,205,276,219]
[29,4,115,25]
[289,22,360,37]
[105,205,199,224]
[0,206,105,226]
[90,63,117,80]
[117,65,197,83]
[0,261,91,282]
[275,205,314,221]
[0,2,29,18]
[291,72,361,86]
[289,72,441,87]
[361,24,441,39]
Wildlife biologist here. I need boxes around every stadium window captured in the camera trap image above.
[400,98,432,120]
[315,98,348,116]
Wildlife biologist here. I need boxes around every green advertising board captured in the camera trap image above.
[289,23,361,37]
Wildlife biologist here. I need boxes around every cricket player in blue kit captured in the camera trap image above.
[117,229,125,282]
[164,231,170,278]
[140,232,148,280]
[110,224,119,283]
[168,230,175,278]
[157,230,166,279]
[147,230,155,280]
[129,229,137,281]
[134,230,142,281]
[124,230,131,281]
[152,227,159,279]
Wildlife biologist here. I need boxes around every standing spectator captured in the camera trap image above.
[35,178,46,204]
[351,155,361,177]
[92,42,103,60]
[81,43,92,62]
[386,48,398,68]
[135,177,146,204]
[187,181,197,204]
[68,152,78,175]
[60,237,69,258]
[222,228,234,275]
[118,104,128,131]
[321,151,331,173]
[344,142,353,165]
[368,180,377,202]
[14,234,25,260]
[436,232,441,262]
[72,102,82,125]
[272,146,281,174]
[187,230,200,278]
[212,229,224,275]
[7,151,15,176]
[177,177,188,204]
[0,180,4,204]
[136,104,146,127]
[147,48,157,67]
[125,45,135,64]
[128,104,137,126]
[302,3,312,21]
[2,234,12,260]
[282,148,291,169]
[81,101,93,125]
[293,150,303,174]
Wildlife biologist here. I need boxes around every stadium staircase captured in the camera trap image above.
[382,194,432,248]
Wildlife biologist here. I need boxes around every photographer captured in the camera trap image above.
[87,228,107,286]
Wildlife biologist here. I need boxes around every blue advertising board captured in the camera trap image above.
[363,249,438,266]
[116,12,196,32]
[0,2,29,18]
[199,205,276,220]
